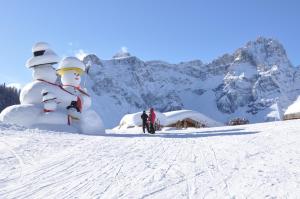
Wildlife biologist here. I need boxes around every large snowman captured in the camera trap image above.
[20,42,76,106]
[0,43,104,134]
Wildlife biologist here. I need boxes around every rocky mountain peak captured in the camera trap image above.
[82,38,298,127]
[228,37,292,73]
[112,47,131,59]
[83,54,102,66]
[251,37,286,57]
[82,54,103,75]
[178,60,203,67]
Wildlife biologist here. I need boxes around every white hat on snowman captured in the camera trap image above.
[26,42,60,68]
[57,57,86,87]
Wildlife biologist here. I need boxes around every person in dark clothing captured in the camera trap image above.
[141,111,149,133]
[148,108,156,134]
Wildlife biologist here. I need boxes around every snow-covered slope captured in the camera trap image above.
[1,120,299,198]
[83,37,300,127]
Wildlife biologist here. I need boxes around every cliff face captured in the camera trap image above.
[83,37,300,127]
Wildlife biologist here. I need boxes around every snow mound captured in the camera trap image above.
[0,121,27,132]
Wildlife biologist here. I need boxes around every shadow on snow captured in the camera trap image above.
[101,128,259,139]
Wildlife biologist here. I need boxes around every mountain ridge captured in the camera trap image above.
[83,37,299,128]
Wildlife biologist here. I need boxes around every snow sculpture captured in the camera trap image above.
[57,57,104,134]
[42,90,59,112]
[0,43,104,134]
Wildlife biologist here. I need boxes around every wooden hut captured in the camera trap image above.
[167,118,206,129]
[163,110,221,129]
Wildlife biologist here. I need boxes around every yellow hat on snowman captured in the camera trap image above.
[57,57,86,76]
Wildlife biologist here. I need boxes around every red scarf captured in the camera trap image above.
[37,79,89,97]
[62,84,90,97]
[44,109,54,113]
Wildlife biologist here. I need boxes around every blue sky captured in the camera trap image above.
[0,0,299,85]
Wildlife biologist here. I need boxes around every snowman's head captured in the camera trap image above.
[60,70,82,87]
[57,57,85,87]
[32,64,57,83]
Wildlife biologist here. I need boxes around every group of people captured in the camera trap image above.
[141,108,156,134]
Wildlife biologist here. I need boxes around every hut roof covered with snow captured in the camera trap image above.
[284,96,300,120]
[164,110,222,127]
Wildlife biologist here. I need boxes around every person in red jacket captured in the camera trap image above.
[148,108,156,134]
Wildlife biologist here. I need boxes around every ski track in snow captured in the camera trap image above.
[0,120,300,198]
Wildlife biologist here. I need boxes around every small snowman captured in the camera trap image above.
[41,89,59,113]
[57,57,91,125]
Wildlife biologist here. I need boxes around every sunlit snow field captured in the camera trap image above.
[0,120,299,198]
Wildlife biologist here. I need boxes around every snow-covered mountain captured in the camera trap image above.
[83,37,300,127]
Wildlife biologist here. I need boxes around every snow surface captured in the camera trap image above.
[0,120,299,198]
